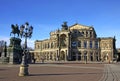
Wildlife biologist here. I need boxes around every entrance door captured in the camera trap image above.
[60,51,65,60]
[84,53,87,61]
[90,53,93,61]
[72,52,76,61]
[78,52,81,61]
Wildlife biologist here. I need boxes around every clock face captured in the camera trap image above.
[72,42,77,47]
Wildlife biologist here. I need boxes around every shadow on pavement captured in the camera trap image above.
[0,69,7,71]
[29,72,102,76]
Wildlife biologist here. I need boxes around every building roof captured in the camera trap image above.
[69,23,93,30]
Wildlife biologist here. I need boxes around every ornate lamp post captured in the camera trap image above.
[19,22,33,76]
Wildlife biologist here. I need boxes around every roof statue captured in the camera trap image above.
[61,22,68,30]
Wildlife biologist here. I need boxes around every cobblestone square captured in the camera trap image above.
[0,63,104,81]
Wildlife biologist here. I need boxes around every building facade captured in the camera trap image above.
[34,22,116,63]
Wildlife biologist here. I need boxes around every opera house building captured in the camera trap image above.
[34,22,116,63]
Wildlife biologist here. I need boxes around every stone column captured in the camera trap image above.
[81,52,84,61]
[93,51,95,61]
[92,32,93,38]
[93,40,95,48]
[76,51,78,61]
[81,40,84,49]
[68,33,71,60]
[86,52,88,61]
[87,51,90,61]
[87,41,89,48]
[48,52,50,61]
[65,50,67,61]
[56,50,58,61]
[54,51,56,61]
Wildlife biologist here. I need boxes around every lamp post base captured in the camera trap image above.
[19,64,29,76]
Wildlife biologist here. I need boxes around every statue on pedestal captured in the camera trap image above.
[8,24,23,64]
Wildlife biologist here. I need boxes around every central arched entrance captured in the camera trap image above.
[60,34,67,48]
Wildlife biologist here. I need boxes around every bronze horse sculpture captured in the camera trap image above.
[10,24,20,37]
[10,23,33,38]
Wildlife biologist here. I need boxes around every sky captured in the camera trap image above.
[0,0,120,48]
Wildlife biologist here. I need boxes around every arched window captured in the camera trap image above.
[50,52,53,60]
[90,31,92,37]
[60,34,66,47]
[36,45,39,49]
[47,53,49,60]
[51,42,53,48]
[48,43,49,48]
[78,41,81,47]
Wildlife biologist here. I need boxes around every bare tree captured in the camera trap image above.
[0,40,6,57]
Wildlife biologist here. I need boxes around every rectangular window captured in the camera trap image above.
[90,41,92,48]
[95,41,98,48]
[84,41,87,48]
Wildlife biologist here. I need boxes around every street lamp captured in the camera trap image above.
[19,22,33,76]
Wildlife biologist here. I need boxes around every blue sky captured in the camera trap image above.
[0,0,120,48]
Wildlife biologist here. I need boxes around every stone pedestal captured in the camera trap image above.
[7,37,23,64]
